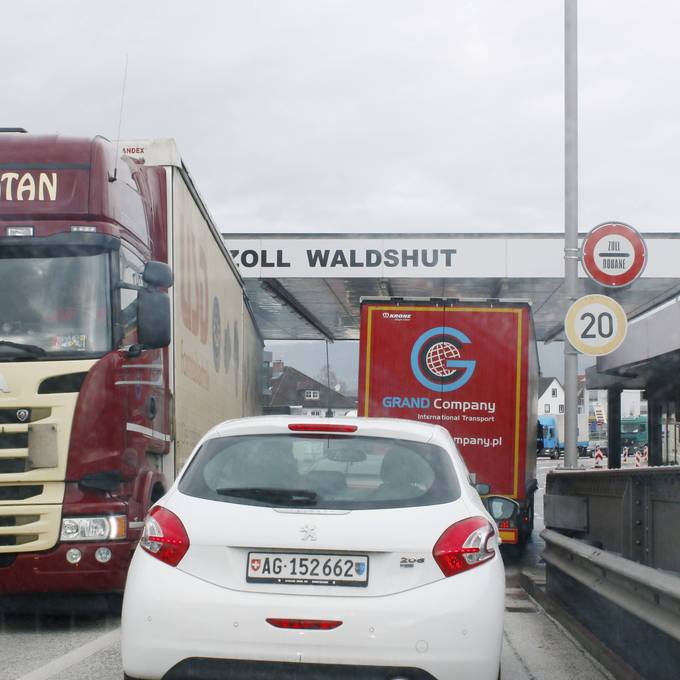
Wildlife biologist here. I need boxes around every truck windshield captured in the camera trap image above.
[622,422,645,433]
[0,251,111,359]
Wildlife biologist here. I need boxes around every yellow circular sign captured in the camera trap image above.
[564,295,628,356]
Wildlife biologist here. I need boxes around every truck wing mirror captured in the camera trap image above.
[143,260,173,288]
[475,482,491,496]
[138,289,171,349]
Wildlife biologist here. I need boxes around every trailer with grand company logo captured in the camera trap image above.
[0,132,261,608]
[358,298,538,547]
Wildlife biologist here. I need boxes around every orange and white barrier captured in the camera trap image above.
[635,449,642,468]
[623,446,629,464]
[594,446,604,468]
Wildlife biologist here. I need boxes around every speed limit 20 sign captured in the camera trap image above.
[564,294,628,356]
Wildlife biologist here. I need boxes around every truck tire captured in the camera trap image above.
[107,593,123,617]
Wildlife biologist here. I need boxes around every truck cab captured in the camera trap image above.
[0,133,171,602]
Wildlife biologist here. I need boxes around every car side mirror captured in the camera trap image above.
[143,260,173,289]
[138,288,171,349]
[475,483,491,496]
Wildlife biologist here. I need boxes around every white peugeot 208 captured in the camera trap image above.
[122,416,504,680]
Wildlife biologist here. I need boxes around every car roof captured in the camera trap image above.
[200,415,450,447]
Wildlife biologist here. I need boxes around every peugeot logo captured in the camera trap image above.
[16,409,29,423]
[0,374,9,394]
[300,524,317,541]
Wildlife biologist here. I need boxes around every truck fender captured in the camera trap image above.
[135,470,168,514]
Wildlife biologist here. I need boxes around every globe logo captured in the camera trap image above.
[425,341,460,378]
[411,327,476,392]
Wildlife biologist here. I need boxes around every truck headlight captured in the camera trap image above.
[60,515,127,541]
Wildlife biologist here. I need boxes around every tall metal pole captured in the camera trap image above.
[564,0,579,469]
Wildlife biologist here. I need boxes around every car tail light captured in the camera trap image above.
[288,423,357,433]
[266,618,342,630]
[433,516,497,577]
[140,506,189,567]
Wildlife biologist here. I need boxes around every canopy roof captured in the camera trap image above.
[222,232,680,343]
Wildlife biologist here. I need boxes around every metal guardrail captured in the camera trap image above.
[544,466,680,570]
[543,467,680,679]
[542,529,680,644]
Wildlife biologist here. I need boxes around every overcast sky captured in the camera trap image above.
[4,1,680,234]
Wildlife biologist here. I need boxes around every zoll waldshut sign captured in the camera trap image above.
[581,222,647,288]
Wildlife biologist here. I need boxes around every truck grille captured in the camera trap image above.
[0,506,61,553]
[0,459,27,474]
[0,485,43,501]
[0,514,39,546]
[0,432,28,449]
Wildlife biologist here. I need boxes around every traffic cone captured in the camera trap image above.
[594,445,603,468]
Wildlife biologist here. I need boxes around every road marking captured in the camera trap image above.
[15,628,120,680]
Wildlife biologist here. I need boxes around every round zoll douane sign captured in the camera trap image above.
[564,295,628,356]
[581,222,647,288]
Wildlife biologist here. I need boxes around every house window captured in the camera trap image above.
[559,404,565,413]
[551,388,558,398]
[544,404,550,413]
[305,390,320,400]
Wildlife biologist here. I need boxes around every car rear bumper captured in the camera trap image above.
[122,550,505,680]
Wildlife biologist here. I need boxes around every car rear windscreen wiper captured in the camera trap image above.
[0,340,47,357]
[215,487,319,506]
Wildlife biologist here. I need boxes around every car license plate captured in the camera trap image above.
[247,552,369,587]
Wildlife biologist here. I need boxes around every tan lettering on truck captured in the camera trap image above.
[0,172,57,201]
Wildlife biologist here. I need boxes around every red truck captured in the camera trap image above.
[358,298,538,547]
[0,132,262,608]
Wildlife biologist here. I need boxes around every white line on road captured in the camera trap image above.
[15,628,120,680]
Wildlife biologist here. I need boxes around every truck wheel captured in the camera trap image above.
[107,593,123,617]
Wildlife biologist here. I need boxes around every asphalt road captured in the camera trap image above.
[1,456,614,680]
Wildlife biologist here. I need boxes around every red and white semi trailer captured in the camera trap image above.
[359,298,538,546]
[0,133,261,604]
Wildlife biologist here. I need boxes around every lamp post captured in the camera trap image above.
[564,0,579,470]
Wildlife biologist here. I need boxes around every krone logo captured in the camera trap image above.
[16,409,30,423]
[411,327,476,392]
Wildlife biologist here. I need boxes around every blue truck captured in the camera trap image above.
[538,415,588,459]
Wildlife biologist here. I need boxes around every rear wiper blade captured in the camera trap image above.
[0,340,47,357]
[216,487,318,505]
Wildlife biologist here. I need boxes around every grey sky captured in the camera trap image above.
[4,1,680,234]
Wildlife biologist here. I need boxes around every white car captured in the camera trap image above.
[122,416,504,680]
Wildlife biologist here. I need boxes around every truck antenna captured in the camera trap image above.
[111,54,129,183]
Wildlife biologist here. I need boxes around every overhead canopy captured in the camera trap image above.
[221,233,680,342]
[587,295,680,393]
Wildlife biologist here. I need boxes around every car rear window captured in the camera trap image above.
[178,434,461,509]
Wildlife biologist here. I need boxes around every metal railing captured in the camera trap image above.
[542,466,680,679]
[544,465,680,570]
